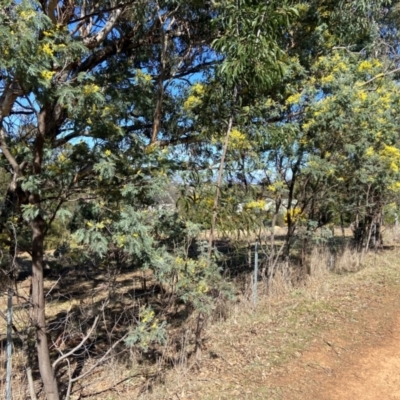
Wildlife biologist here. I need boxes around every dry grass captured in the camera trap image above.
[2,229,400,399]
[131,241,400,399]
[332,247,362,273]
[198,226,288,242]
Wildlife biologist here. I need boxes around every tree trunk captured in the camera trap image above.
[31,213,59,400]
[5,287,13,400]
[269,212,277,265]
[361,216,373,262]
[340,214,345,238]
[207,86,237,263]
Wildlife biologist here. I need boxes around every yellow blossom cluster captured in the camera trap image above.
[296,3,310,13]
[284,207,305,224]
[192,83,205,96]
[183,83,206,110]
[175,256,185,265]
[137,70,152,82]
[358,60,373,72]
[40,43,54,57]
[286,92,302,105]
[83,83,100,95]
[365,147,374,157]
[379,145,400,172]
[268,181,284,193]
[358,59,382,73]
[356,90,368,102]
[390,162,398,172]
[380,145,400,159]
[313,96,334,117]
[140,308,155,324]
[332,61,348,73]
[197,281,209,294]
[389,182,400,192]
[102,106,112,116]
[96,221,105,229]
[228,128,248,150]
[228,129,252,151]
[19,10,36,20]
[315,53,350,85]
[58,153,67,162]
[376,92,392,109]
[320,74,334,84]
[204,197,214,208]
[265,98,276,107]
[183,94,202,110]
[116,234,126,248]
[41,70,55,81]
[245,199,266,210]
[302,118,315,132]
[317,5,330,18]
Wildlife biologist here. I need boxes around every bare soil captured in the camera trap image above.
[274,276,400,400]
[305,316,400,400]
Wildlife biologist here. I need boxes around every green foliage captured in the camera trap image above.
[2,0,400,395]
[125,306,167,351]
[212,0,299,88]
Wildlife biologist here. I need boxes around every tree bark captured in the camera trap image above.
[31,213,60,400]
[5,287,13,400]
[31,108,59,399]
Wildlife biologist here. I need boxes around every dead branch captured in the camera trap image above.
[69,333,129,384]
[52,315,99,370]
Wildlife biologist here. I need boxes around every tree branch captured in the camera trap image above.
[359,67,400,86]
[53,130,91,148]
[0,81,23,121]
[158,134,201,147]
[83,8,124,49]
[0,128,19,172]
[10,110,35,115]
[47,0,58,24]
[151,7,171,143]
[69,1,137,24]
[52,316,99,370]
[70,333,128,383]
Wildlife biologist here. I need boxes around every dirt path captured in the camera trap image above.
[276,291,400,400]
[328,333,400,399]
[301,315,400,400]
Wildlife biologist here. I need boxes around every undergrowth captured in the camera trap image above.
[2,231,400,399]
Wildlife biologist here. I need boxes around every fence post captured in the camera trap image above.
[253,241,258,305]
